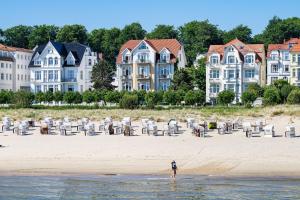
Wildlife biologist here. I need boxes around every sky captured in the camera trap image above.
[1,0,300,35]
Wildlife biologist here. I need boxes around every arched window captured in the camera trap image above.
[54,57,58,65]
[48,57,53,65]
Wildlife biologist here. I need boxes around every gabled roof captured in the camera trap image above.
[116,39,182,64]
[267,38,300,57]
[207,39,264,62]
[29,41,90,67]
[0,43,33,53]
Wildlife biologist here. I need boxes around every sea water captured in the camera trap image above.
[0,175,300,199]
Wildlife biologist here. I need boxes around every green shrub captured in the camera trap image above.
[184,90,205,105]
[35,92,45,103]
[119,94,139,109]
[241,91,257,104]
[82,91,95,103]
[263,87,280,105]
[44,91,54,103]
[217,90,235,105]
[0,90,14,104]
[12,90,35,108]
[53,91,64,103]
[163,90,177,105]
[104,90,121,103]
[247,83,264,97]
[280,84,293,103]
[63,91,77,104]
[74,92,83,104]
[287,89,300,104]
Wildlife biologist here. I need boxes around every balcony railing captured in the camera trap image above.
[121,60,132,64]
[159,74,172,79]
[63,78,77,82]
[157,59,170,64]
[121,75,132,79]
[136,74,150,79]
[137,59,151,64]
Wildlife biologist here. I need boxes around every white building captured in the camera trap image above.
[267,38,300,85]
[29,41,98,93]
[0,44,33,91]
[206,39,266,104]
[115,39,187,91]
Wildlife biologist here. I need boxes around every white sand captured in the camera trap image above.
[1,115,300,177]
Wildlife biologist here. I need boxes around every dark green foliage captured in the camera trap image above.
[28,25,59,48]
[287,89,300,104]
[191,58,206,91]
[247,83,264,97]
[63,91,77,104]
[0,90,13,104]
[184,90,205,105]
[263,87,281,105]
[35,92,45,103]
[12,90,35,108]
[119,94,139,109]
[53,91,64,103]
[179,20,223,66]
[171,68,194,91]
[241,91,257,104]
[223,25,252,43]
[147,25,178,39]
[91,60,115,90]
[217,90,235,105]
[3,25,33,48]
[56,24,88,44]
[119,22,146,44]
[44,91,54,103]
[82,91,95,103]
[104,90,121,103]
[163,90,178,105]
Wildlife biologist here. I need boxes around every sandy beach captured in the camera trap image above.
[1,115,300,177]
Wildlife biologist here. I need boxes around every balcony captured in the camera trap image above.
[121,60,132,64]
[136,74,151,79]
[157,59,170,64]
[243,77,257,82]
[159,74,172,79]
[206,63,220,68]
[63,78,77,82]
[137,59,151,64]
[209,78,220,83]
[121,75,132,80]
[243,63,256,68]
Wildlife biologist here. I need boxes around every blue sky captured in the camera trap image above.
[1,0,300,34]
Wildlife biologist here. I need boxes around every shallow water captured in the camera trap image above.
[0,175,300,199]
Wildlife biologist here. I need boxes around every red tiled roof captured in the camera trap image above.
[267,38,300,57]
[284,38,300,44]
[116,39,182,64]
[290,43,300,52]
[0,43,33,53]
[207,39,264,62]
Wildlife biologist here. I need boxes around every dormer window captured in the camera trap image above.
[228,56,235,64]
[210,56,219,64]
[48,57,53,65]
[123,55,131,63]
[228,47,234,52]
[245,55,254,64]
[54,57,58,65]
[160,53,169,63]
[138,43,148,50]
[271,54,277,61]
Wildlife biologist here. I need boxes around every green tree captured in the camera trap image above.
[44,91,54,103]
[0,28,4,43]
[119,93,139,109]
[223,25,252,43]
[145,91,163,108]
[241,91,257,104]
[35,92,45,104]
[91,60,115,90]
[132,90,146,105]
[12,90,35,108]
[104,90,121,103]
[184,90,205,106]
[171,68,194,91]
[147,25,178,39]
[217,90,235,105]
[247,83,264,97]
[280,84,293,103]
[56,24,88,44]
[63,91,77,104]
[4,25,33,48]
[28,25,59,48]
[74,92,83,104]
[287,88,300,104]
[88,28,106,53]
[119,22,146,44]
[263,87,281,105]
[53,91,64,103]
[82,90,95,103]
[0,90,12,104]
[191,58,206,91]
[163,90,177,105]
[179,20,223,65]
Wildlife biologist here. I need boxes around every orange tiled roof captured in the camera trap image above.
[290,43,300,52]
[116,39,182,64]
[207,39,264,62]
[284,38,300,44]
[0,43,33,53]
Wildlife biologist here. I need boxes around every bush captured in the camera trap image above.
[287,89,300,104]
[175,89,186,104]
[241,91,257,104]
[184,90,205,105]
[53,91,64,103]
[44,91,54,103]
[12,90,35,108]
[63,91,77,104]
[247,83,264,97]
[0,90,14,104]
[104,90,121,103]
[263,87,280,105]
[74,92,83,104]
[163,90,177,105]
[119,94,139,109]
[217,90,235,105]
[93,89,107,102]
[82,91,95,103]
[35,92,45,104]
[280,84,293,103]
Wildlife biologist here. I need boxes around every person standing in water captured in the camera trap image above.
[171,160,177,178]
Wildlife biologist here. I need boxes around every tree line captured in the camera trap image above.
[1,16,300,67]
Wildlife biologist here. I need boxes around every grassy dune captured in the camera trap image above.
[0,105,299,122]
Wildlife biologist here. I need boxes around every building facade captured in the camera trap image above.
[267,38,300,85]
[0,44,33,91]
[206,39,266,104]
[115,39,187,91]
[290,42,300,86]
[29,41,97,93]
